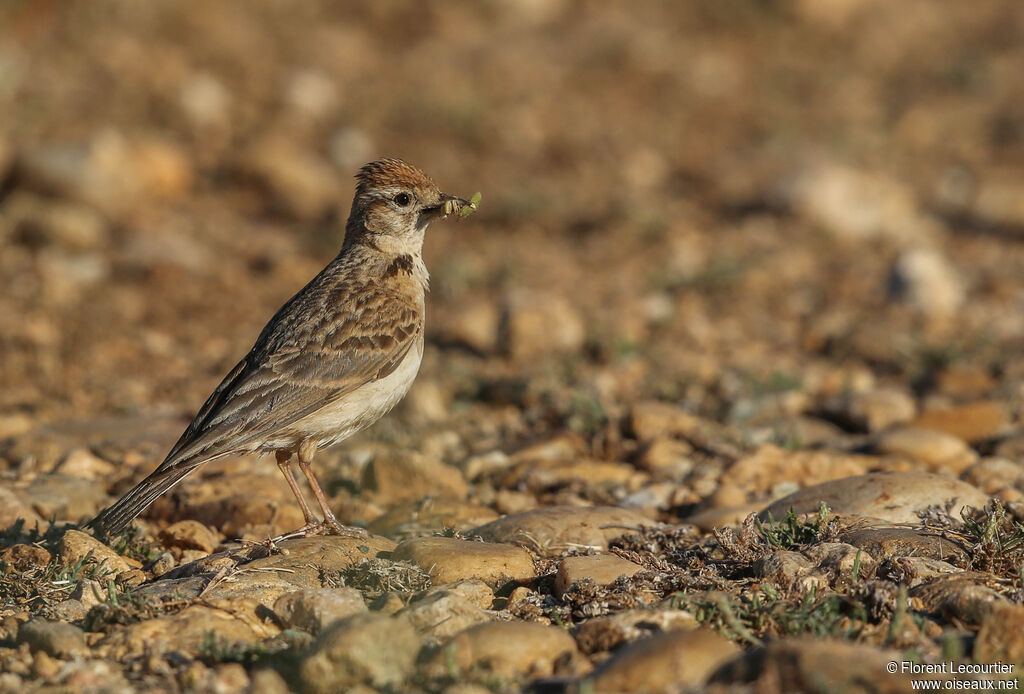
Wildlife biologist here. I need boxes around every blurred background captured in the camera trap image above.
[1,0,1023,468]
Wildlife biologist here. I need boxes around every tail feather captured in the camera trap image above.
[88,466,197,536]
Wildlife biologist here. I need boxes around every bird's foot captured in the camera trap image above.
[321,514,369,538]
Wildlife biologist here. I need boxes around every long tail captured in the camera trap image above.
[87,465,199,537]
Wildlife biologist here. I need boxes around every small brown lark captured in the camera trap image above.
[89,158,476,538]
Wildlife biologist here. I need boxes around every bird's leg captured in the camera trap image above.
[296,440,366,537]
[275,449,319,535]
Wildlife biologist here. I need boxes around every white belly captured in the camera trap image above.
[261,336,424,451]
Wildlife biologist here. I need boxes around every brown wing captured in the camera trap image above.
[156,262,421,472]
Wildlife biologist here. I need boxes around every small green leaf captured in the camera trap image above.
[459,192,482,218]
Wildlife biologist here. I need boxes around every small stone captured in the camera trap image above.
[888,247,964,318]
[32,650,60,680]
[587,628,739,692]
[472,506,657,556]
[57,529,133,579]
[0,544,51,570]
[241,137,338,220]
[721,445,872,493]
[427,622,584,679]
[501,290,586,359]
[391,537,535,589]
[553,555,643,599]
[47,599,88,622]
[759,472,990,524]
[158,520,219,554]
[911,401,1009,443]
[247,669,291,694]
[55,448,117,480]
[962,457,1024,495]
[711,638,915,691]
[574,609,697,654]
[754,551,815,590]
[911,573,1007,625]
[634,437,695,481]
[418,579,494,609]
[367,498,497,538]
[298,613,420,693]
[22,474,109,520]
[876,427,977,473]
[839,528,969,564]
[361,451,469,504]
[433,298,500,354]
[685,504,764,531]
[71,579,108,609]
[935,365,995,399]
[399,589,491,641]
[974,602,1024,665]
[828,388,917,432]
[96,604,273,658]
[803,542,877,586]
[628,402,744,457]
[273,588,367,635]
[0,485,45,531]
[17,619,88,658]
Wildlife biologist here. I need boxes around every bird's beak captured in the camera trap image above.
[426,193,476,219]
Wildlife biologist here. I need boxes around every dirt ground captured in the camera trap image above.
[2,2,1024,692]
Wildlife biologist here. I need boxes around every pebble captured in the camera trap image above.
[634,437,695,481]
[0,544,51,570]
[398,589,491,641]
[361,450,469,504]
[711,638,916,691]
[298,614,420,694]
[911,401,1009,443]
[759,471,990,524]
[974,602,1024,665]
[721,445,872,492]
[472,506,657,556]
[803,542,877,587]
[827,388,917,432]
[888,247,965,318]
[54,448,117,480]
[21,474,108,520]
[754,551,814,590]
[391,536,535,589]
[272,588,367,635]
[875,427,977,473]
[17,619,88,658]
[97,603,274,658]
[553,554,643,598]
[910,573,1007,625]
[367,498,498,538]
[962,457,1024,496]
[574,609,697,654]
[425,621,584,679]
[240,136,338,220]
[157,520,219,554]
[500,289,586,359]
[586,628,739,692]
[57,530,134,580]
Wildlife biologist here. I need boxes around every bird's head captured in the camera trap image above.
[345,158,474,253]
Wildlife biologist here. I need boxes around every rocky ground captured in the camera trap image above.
[3,1,1024,692]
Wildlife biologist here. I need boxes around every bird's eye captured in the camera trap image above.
[394,192,412,207]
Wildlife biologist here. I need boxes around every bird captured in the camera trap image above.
[89,158,476,538]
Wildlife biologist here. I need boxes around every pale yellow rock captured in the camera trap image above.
[391,536,535,588]
[721,444,872,493]
[553,554,643,598]
[587,628,738,692]
[473,506,657,556]
[876,427,977,473]
[428,622,586,678]
[759,471,990,524]
[57,530,133,579]
[158,520,219,553]
[911,401,1009,443]
[361,451,468,504]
